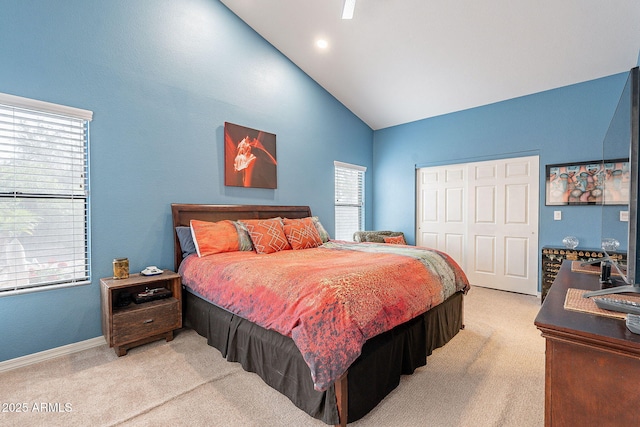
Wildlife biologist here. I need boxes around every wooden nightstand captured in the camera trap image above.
[100,270,182,356]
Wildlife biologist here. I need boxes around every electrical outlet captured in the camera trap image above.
[554,211,562,221]
[621,210,629,222]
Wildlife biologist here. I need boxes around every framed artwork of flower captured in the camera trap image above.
[224,122,277,189]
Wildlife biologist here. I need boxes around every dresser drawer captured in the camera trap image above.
[111,299,180,345]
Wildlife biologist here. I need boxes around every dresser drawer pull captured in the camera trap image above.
[143,319,154,324]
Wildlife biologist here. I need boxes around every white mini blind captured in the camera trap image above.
[334,161,366,241]
[0,94,92,295]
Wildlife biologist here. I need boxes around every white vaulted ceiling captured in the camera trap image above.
[220,0,640,130]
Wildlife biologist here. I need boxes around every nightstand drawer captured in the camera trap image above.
[112,299,180,345]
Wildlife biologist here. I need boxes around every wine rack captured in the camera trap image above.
[541,246,626,303]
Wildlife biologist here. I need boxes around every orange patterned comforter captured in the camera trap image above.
[179,241,469,391]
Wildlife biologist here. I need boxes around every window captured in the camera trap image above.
[0,93,92,296]
[334,161,366,241]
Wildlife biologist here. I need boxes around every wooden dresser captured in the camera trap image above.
[534,261,640,426]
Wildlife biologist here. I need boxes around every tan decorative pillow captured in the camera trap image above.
[311,216,330,242]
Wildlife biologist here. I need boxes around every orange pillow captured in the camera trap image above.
[190,220,240,257]
[240,218,291,254]
[383,235,406,245]
[283,217,323,250]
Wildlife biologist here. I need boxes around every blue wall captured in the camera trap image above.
[0,0,373,361]
[372,74,629,251]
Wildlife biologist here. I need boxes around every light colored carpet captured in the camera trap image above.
[0,286,544,426]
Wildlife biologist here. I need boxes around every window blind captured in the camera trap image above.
[334,161,366,241]
[0,94,92,295]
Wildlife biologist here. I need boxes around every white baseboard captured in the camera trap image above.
[0,336,107,373]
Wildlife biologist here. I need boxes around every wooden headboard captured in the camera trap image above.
[171,204,313,271]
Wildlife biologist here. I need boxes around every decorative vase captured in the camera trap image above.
[562,236,579,249]
[601,238,620,252]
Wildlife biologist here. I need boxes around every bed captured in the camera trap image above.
[171,204,469,426]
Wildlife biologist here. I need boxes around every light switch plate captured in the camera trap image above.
[554,211,562,221]
[621,210,629,222]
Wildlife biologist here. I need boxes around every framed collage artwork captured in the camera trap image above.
[545,158,629,206]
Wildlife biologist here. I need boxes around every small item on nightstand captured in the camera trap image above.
[141,266,163,276]
[133,287,172,304]
[115,291,132,307]
[113,258,129,279]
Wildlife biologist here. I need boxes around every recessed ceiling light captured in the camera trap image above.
[342,0,356,19]
[316,39,329,49]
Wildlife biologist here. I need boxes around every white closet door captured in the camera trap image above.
[416,164,467,268]
[466,156,539,294]
[416,155,539,295]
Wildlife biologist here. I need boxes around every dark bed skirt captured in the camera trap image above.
[183,289,464,425]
